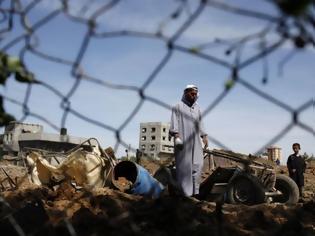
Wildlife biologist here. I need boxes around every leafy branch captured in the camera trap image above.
[0,52,37,126]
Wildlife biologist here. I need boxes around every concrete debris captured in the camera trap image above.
[25,138,115,190]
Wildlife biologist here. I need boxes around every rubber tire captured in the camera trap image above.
[272,174,299,204]
[153,167,172,187]
[227,173,265,205]
[153,166,183,196]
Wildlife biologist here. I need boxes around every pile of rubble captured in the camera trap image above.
[1,143,315,235]
[1,182,315,235]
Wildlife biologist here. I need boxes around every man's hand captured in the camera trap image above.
[202,135,208,148]
[174,136,184,150]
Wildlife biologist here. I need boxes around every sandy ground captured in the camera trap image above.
[0,159,315,235]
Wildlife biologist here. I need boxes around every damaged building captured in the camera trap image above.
[139,122,174,161]
[1,121,88,156]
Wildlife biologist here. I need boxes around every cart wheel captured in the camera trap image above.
[272,174,299,204]
[227,173,265,205]
[153,166,172,187]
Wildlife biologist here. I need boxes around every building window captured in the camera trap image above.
[141,136,146,141]
[151,127,156,132]
[142,127,147,133]
[162,136,166,141]
[150,144,155,150]
[151,136,156,141]
[141,144,146,150]
[163,128,166,132]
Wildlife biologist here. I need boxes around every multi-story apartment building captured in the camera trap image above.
[139,122,174,160]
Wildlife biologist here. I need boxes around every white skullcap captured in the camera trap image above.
[184,84,198,91]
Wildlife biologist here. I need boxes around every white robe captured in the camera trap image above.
[170,100,207,196]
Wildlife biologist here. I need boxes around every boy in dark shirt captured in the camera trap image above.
[287,143,306,198]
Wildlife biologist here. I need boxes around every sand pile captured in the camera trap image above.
[1,160,315,235]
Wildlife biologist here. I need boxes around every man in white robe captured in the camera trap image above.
[169,85,208,196]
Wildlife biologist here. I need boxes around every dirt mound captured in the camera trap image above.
[1,185,315,235]
[1,160,315,235]
[0,163,34,191]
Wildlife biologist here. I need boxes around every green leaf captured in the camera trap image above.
[7,56,22,72]
[189,47,200,54]
[15,68,36,83]
[0,96,4,113]
[0,96,15,126]
[0,52,8,65]
[0,53,10,85]
[0,52,38,86]
[224,79,235,90]
[276,0,312,16]
[0,112,15,127]
[0,68,10,85]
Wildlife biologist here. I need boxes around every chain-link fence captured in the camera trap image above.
[0,0,314,235]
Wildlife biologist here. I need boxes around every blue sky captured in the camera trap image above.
[0,0,314,162]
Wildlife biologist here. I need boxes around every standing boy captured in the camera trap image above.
[287,143,306,198]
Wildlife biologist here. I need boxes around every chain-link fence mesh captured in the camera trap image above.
[0,0,314,235]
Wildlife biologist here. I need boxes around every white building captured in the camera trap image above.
[2,121,87,154]
[267,146,282,163]
[139,122,174,160]
[2,122,43,153]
